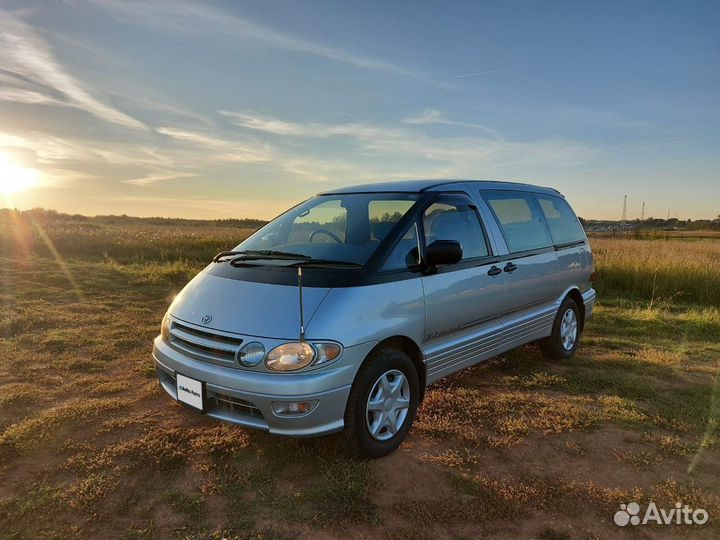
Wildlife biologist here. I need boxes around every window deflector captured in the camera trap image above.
[422,193,493,262]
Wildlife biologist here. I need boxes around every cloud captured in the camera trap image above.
[0,8,146,129]
[219,111,313,137]
[453,69,508,79]
[156,127,271,163]
[402,109,503,138]
[85,0,417,77]
[0,85,63,106]
[123,171,196,186]
[220,110,408,142]
[220,109,596,182]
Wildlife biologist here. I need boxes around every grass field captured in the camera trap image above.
[1,214,719,539]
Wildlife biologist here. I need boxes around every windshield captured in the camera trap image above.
[234,193,421,266]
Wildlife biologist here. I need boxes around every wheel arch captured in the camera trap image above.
[561,287,586,333]
[366,336,426,402]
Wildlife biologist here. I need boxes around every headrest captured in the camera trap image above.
[431,212,461,239]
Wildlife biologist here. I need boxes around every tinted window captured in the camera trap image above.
[369,199,415,242]
[289,199,347,243]
[483,191,553,253]
[237,193,419,265]
[381,223,420,271]
[536,194,586,245]
[423,201,489,260]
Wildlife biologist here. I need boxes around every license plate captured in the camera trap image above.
[176,373,205,412]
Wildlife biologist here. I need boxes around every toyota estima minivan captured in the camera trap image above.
[154,180,596,457]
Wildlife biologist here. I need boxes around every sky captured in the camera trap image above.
[0,0,718,220]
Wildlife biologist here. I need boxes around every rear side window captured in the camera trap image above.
[535,194,586,246]
[482,191,553,253]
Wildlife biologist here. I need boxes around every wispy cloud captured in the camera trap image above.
[0,85,63,106]
[0,8,146,130]
[453,68,508,79]
[221,109,596,175]
[85,0,418,77]
[123,170,196,186]
[219,111,314,137]
[220,110,407,141]
[401,109,503,137]
[156,127,271,163]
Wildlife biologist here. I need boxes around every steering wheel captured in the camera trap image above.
[309,228,343,243]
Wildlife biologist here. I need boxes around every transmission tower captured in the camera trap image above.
[641,201,645,222]
[621,195,627,227]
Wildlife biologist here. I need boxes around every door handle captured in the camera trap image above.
[504,262,518,273]
[487,265,502,277]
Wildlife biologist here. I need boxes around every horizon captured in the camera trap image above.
[1,1,719,221]
[3,204,718,224]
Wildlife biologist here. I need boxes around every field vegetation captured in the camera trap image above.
[0,209,718,539]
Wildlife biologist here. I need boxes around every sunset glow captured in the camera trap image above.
[0,153,39,196]
[0,2,718,219]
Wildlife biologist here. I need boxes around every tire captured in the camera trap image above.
[344,348,419,458]
[540,297,581,359]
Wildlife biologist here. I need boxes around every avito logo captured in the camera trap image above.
[614,501,708,527]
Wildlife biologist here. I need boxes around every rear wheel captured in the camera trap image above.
[344,348,419,458]
[540,297,581,359]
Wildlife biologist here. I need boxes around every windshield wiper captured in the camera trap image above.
[213,250,245,262]
[228,251,315,266]
[213,250,311,263]
[287,259,363,268]
[216,250,361,268]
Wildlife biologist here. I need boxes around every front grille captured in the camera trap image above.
[209,392,264,419]
[169,321,243,362]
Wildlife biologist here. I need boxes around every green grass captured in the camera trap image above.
[0,219,719,539]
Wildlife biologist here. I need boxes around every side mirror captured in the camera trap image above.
[425,240,462,267]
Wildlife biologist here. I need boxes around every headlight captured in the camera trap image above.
[265,342,315,371]
[160,313,171,342]
[265,342,342,371]
[237,341,265,367]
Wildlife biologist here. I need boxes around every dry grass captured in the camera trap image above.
[590,236,720,305]
[0,219,719,538]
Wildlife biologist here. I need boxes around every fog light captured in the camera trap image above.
[272,400,319,417]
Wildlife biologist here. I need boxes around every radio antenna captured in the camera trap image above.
[297,267,305,342]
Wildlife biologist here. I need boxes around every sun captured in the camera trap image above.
[0,153,39,196]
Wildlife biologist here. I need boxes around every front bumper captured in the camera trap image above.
[153,336,374,437]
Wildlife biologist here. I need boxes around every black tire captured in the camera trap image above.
[540,297,581,359]
[344,348,419,458]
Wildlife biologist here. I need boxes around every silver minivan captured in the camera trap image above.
[153,180,596,457]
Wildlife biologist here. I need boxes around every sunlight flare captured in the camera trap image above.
[0,153,39,196]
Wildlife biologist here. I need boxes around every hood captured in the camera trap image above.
[168,268,331,339]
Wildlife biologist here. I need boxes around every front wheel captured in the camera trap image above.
[540,297,581,359]
[344,349,419,458]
